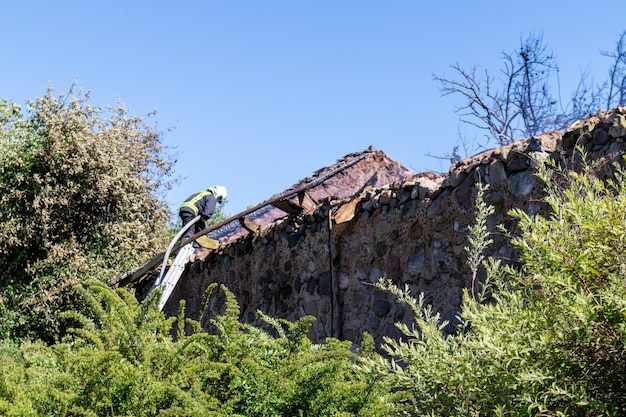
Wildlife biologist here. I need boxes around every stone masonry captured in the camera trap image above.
[163,107,626,348]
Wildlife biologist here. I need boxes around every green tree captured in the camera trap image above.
[372,157,626,416]
[0,84,174,341]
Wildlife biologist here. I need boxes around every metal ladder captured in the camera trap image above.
[153,243,195,310]
[148,215,201,311]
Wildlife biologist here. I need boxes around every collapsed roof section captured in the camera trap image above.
[210,146,413,243]
[112,146,414,287]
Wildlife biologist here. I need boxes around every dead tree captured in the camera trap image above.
[603,30,626,109]
[434,33,601,147]
[434,62,520,146]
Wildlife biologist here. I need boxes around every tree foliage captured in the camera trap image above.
[370,156,626,416]
[0,84,174,341]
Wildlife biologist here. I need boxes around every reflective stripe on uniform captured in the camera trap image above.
[180,190,213,215]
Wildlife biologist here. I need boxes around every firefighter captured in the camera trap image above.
[179,186,227,242]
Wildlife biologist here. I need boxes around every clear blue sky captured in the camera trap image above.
[2,1,625,216]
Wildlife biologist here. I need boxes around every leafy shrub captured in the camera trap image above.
[372,157,626,416]
[0,86,174,341]
[0,281,389,416]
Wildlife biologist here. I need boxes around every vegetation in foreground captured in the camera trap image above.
[370,158,626,416]
[0,86,174,342]
[0,282,388,416]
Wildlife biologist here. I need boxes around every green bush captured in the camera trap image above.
[0,281,389,416]
[372,157,626,416]
[0,86,174,341]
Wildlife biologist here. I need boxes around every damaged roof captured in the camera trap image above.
[114,146,414,287]
[210,146,413,243]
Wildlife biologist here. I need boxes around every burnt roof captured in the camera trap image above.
[210,146,413,243]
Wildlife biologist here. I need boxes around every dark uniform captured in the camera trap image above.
[179,190,218,241]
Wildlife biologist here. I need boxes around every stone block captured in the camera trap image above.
[508,170,535,197]
[373,299,392,317]
[338,272,350,290]
[489,160,507,183]
[593,128,610,146]
[506,158,529,173]
[318,271,332,296]
[304,300,318,316]
[408,247,425,276]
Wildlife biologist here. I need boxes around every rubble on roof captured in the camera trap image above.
[209,146,413,244]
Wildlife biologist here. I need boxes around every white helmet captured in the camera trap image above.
[209,185,227,203]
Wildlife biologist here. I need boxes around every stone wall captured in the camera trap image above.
[165,108,626,347]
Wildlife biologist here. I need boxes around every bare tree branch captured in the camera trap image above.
[602,30,626,108]
[434,63,521,146]
[433,32,606,150]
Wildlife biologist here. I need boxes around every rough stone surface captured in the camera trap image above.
[163,108,626,349]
